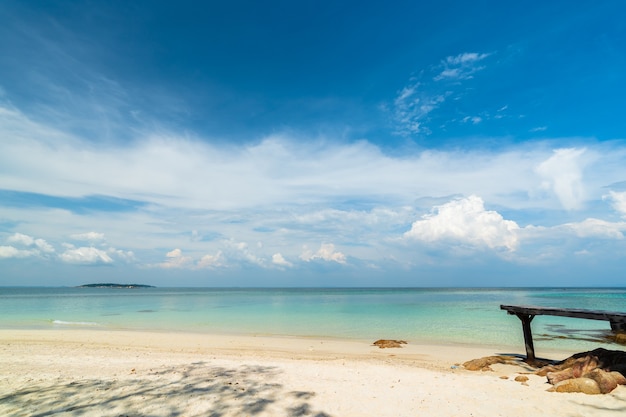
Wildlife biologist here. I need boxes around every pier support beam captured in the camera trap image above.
[515,313,536,362]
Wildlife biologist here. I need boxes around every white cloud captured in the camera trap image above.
[434,52,490,81]
[34,238,55,253]
[6,104,620,215]
[536,148,589,210]
[272,253,293,267]
[392,81,447,135]
[226,240,266,267]
[300,243,347,264]
[156,248,193,269]
[6,233,55,254]
[5,100,626,273]
[107,247,136,262]
[71,232,105,242]
[404,195,520,251]
[59,246,113,264]
[462,116,482,124]
[560,218,626,239]
[197,251,224,269]
[604,191,626,218]
[8,233,34,246]
[0,246,36,258]
[391,52,490,136]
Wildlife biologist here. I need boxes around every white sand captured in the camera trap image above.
[1,329,625,416]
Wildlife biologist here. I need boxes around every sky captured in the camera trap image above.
[1,0,626,287]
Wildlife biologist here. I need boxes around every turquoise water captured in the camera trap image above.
[1,287,625,352]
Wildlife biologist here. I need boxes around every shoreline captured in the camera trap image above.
[3,329,626,416]
[0,327,583,364]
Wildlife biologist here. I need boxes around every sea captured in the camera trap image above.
[1,287,625,353]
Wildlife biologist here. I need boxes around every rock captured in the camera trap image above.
[462,356,513,371]
[614,332,626,345]
[373,339,407,348]
[581,369,626,393]
[553,378,601,395]
[610,371,626,385]
[546,356,601,384]
[514,375,529,383]
[538,348,626,394]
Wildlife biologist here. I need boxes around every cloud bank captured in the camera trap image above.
[2,103,626,280]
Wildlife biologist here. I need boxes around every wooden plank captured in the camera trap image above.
[500,304,626,324]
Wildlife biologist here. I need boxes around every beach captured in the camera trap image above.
[2,329,625,416]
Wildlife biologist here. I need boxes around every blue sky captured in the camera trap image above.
[1,0,626,287]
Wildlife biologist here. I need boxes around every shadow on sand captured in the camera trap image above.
[1,361,333,417]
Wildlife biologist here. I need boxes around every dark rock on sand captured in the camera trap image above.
[464,348,626,394]
[373,340,407,348]
[540,348,626,394]
[462,355,518,372]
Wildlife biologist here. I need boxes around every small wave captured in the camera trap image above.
[52,320,99,326]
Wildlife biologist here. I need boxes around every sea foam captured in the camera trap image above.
[52,319,99,326]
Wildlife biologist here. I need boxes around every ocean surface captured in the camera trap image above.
[1,287,625,352]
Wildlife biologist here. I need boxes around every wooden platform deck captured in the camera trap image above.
[500,304,626,361]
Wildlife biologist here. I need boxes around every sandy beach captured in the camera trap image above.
[1,329,625,417]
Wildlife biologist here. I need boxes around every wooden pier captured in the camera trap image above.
[500,304,626,361]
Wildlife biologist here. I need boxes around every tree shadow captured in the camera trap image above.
[1,361,334,417]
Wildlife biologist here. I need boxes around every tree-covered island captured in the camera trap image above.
[77,283,156,289]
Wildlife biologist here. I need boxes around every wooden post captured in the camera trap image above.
[515,313,535,362]
[611,321,626,331]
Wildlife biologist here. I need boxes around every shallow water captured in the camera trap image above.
[1,287,625,352]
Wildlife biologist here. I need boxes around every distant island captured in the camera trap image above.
[77,283,156,289]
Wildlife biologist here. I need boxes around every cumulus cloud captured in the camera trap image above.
[536,148,588,210]
[0,246,36,258]
[157,248,193,269]
[300,243,347,264]
[404,195,520,251]
[272,253,293,267]
[8,233,35,246]
[107,247,135,262]
[197,251,225,269]
[59,246,113,264]
[227,240,265,267]
[6,233,55,254]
